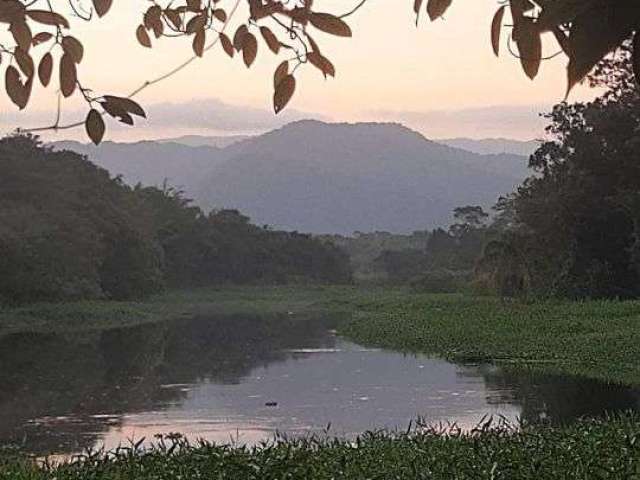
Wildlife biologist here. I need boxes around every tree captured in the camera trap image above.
[0,0,637,143]
[477,43,640,298]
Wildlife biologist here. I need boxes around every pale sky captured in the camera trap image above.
[0,0,597,141]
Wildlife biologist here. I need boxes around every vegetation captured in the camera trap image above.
[3,285,640,386]
[1,0,635,143]
[3,414,640,479]
[0,136,351,304]
[477,43,640,299]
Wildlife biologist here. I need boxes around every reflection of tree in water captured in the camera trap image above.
[0,313,342,455]
[460,364,640,425]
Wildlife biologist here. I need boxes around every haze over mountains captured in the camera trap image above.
[53,120,530,234]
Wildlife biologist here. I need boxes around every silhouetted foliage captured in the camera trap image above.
[0,0,636,142]
[477,45,640,299]
[0,136,351,304]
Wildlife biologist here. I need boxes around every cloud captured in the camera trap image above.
[144,98,329,133]
[0,97,329,141]
[371,104,551,140]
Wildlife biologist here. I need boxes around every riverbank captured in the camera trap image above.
[2,414,640,479]
[3,286,640,384]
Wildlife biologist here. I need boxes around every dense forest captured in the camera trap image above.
[331,46,640,300]
[0,136,351,304]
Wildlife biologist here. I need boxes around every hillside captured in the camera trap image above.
[440,137,539,157]
[196,121,528,233]
[53,121,530,234]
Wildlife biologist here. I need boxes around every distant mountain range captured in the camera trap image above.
[439,137,539,157]
[52,120,531,234]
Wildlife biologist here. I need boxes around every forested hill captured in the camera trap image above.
[0,136,351,304]
[53,121,529,234]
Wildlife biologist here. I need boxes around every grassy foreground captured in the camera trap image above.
[2,415,640,479]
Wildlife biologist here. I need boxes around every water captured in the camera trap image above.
[1,313,639,456]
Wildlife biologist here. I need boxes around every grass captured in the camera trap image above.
[3,415,640,479]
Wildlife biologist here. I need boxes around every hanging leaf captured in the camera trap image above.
[6,65,27,109]
[233,24,248,50]
[260,26,280,54]
[192,28,205,57]
[136,25,152,48]
[32,31,53,46]
[514,17,541,80]
[566,6,636,95]
[85,108,105,145]
[59,53,76,97]
[220,33,234,57]
[102,95,146,118]
[14,47,33,78]
[0,1,26,24]
[38,52,52,86]
[308,12,351,37]
[273,74,295,114]
[426,0,452,21]
[62,36,84,63]
[92,0,113,17]
[242,32,257,67]
[491,5,505,56]
[164,9,182,29]
[26,10,69,28]
[10,21,32,51]
[413,0,424,15]
[307,51,335,78]
[213,8,227,22]
[273,60,288,89]
[185,14,206,34]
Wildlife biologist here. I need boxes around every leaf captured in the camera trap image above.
[634,32,640,86]
[260,26,280,54]
[233,24,248,50]
[536,0,594,32]
[273,60,288,89]
[566,5,637,95]
[491,5,505,56]
[0,1,26,24]
[136,24,152,48]
[59,53,76,97]
[514,17,541,79]
[242,32,257,68]
[273,74,295,114]
[220,33,234,57]
[164,9,182,29]
[192,28,205,57]
[308,12,351,37]
[32,31,53,46]
[85,108,105,145]
[413,0,424,15]
[5,65,27,109]
[62,36,83,63]
[14,47,33,78]
[186,0,201,12]
[38,52,52,86]
[185,14,206,34]
[426,0,452,21]
[92,0,113,17]
[307,51,335,78]
[102,95,146,118]
[26,10,69,28]
[10,21,32,51]
[212,8,227,23]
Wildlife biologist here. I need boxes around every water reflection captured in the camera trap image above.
[0,314,638,456]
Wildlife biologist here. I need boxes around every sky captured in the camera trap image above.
[0,0,598,141]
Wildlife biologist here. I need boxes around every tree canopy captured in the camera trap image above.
[0,0,637,143]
